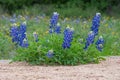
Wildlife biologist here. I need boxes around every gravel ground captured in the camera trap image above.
[0,56,120,80]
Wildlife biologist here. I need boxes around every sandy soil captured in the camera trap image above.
[0,56,120,80]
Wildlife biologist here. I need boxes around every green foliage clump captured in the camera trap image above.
[1,12,120,65]
[13,33,103,65]
[0,32,15,59]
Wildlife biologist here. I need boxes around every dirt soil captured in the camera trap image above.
[0,56,120,80]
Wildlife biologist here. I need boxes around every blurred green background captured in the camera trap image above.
[0,0,120,17]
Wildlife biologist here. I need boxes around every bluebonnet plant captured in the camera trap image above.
[91,13,101,35]
[46,49,54,58]
[10,14,17,23]
[62,26,74,49]
[21,38,29,48]
[33,32,39,42]
[10,23,19,44]
[50,12,59,27]
[84,31,95,50]
[49,12,59,33]
[96,36,104,51]
[10,21,28,48]
[19,21,27,46]
[54,23,61,34]
[19,21,27,34]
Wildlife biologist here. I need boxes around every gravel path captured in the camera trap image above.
[0,56,120,80]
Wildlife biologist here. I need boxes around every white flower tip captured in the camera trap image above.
[49,49,53,53]
[23,38,27,42]
[53,12,59,15]
[57,23,60,26]
[24,32,27,35]
[79,38,83,41]
[99,44,103,47]
[96,13,101,16]
[12,23,17,26]
[19,15,22,18]
[23,21,27,25]
[70,27,74,31]
[83,21,87,24]
[66,25,70,29]
[89,31,93,34]
[33,32,37,34]
[99,36,103,39]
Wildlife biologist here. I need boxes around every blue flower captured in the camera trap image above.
[19,21,27,34]
[49,12,59,33]
[96,36,104,51]
[33,32,39,42]
[18,22,27,46]
[10,21,28,48]
[62,27,74,49]
[21,38,29,48]
[50,12,59,27]
[84,31,95,50]
[10,23,19,43]
[54,23,61,34]
[49,29,54,33]
[46,50,54,58]
[91,13,101,35]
